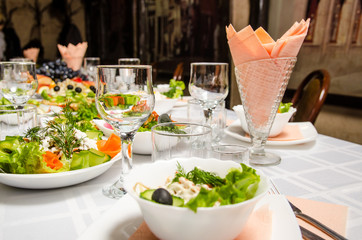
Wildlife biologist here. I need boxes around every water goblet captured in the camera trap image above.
[84,57,100,82]
[118,58,141,65]
[188,62,229,127]
[95,65,155,199]
[235,57,297,166]
[0,61,38,105]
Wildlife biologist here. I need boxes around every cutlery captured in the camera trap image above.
[269,180,327,240]
[288,200,348,240]
[300,226,326,240]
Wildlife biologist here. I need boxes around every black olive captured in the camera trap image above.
[151,188,173,205]
[67,85,74,90]
[90,85,96,91]
[54,86,60,91]
[75,87,82,93]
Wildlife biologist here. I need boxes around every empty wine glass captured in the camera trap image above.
[118,58,140,65]
[189,62,229,127]
[95,65,155,199]
[0,61,38,105]
[83,57,100,82]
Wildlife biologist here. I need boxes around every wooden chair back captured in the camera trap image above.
[291,69,330,124]
[173,62,184,81]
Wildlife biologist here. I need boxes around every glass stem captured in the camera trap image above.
[203,108,213,126]
[119,132,136,175]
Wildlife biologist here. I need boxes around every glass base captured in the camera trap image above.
[248,151,281,166]
[102,180,126,199]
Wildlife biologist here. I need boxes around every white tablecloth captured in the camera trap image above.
[0,107,361,240]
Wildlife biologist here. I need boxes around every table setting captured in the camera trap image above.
[0,18,361,240]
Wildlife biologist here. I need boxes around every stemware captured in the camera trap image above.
[0,61,38,105]
[235,57,297,166]
[118,58,141,65]
[95,65,155,199]
[188,62,229,127]
[83,57,100,82]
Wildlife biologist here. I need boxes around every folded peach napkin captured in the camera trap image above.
[23,48,40,63]
[267,125,303,141]
[287,196,348,240]
[57,42,88,70]
[226,19,310,65]
[227,20,309,127]
[129,196,348,240]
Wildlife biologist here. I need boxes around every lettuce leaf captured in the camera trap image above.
[184,163,260,212]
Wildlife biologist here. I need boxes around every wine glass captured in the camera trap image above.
[83,57,100,82]
[0,61,38,105]
[118,58,140,65]
[95,65,155,199]
[189,62,229,126]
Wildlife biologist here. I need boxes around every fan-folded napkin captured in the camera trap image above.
[23,48,40,63]
[57,42,88,70]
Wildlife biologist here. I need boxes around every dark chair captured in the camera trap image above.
[291,69,330,124]
[173,62,184,81]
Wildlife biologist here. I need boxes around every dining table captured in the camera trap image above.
[0,104,361,240]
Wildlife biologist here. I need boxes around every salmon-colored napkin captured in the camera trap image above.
[57,42,88,70]
[129,196,348,240]
[226,19,310,65]
[227,20,309,127]
[23,48,40,63]
[287,196,348,240]
[267,125,303,141]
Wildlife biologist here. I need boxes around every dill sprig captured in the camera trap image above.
[25,126,43,142]
[173,163,225,187]
[45,103,82,159]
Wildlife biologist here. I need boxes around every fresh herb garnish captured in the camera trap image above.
[173,162,225,187]
[161,79,185,99]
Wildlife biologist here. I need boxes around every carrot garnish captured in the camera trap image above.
[43,151,63,170]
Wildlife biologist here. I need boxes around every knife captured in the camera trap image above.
[300,225,326,240]
[288,200,348,240]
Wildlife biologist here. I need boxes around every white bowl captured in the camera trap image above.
[124,157,269,240]
[233,105,296,137]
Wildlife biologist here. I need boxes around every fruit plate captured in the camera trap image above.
[0,155,121,189]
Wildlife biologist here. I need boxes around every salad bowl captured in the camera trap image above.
[124,157,269,240]
[233,104,296,137]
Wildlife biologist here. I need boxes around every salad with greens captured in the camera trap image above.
[0,105,119,174]
[278,102,293,113]
[161,79,186,99]
[137,163,260,212]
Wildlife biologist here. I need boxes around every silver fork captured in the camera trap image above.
[269,179,326,240]
[269,179,347,240]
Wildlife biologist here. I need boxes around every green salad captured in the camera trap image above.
[138,163,260,212]
[161,79,185,99]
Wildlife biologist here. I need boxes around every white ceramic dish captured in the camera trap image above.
[225,120,318,146]
[93,119,152,155]
[124,158,269,240]
[0,156,120,189]
[78,194,301,240]
[233,105,296,137]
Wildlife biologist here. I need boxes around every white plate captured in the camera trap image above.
[78,194,302,240]
[225,120,317,146]
[37,104,63,115]
[0,156,121,189]
[93,119,152,155]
